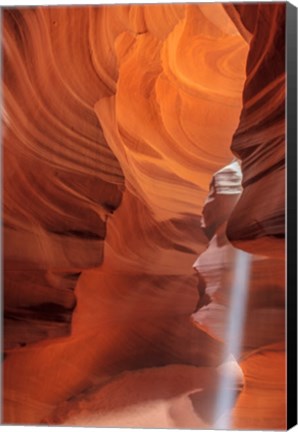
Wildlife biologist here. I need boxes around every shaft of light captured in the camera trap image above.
[214,249,251,429]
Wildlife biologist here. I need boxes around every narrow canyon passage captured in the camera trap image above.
[2,3,286,429]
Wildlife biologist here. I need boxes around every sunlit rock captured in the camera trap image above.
[191,160,284,353]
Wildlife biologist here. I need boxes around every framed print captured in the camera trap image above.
[1,1,297,429]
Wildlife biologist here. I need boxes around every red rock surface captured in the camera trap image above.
[2,3,285,429]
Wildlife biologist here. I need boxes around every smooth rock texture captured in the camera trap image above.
[2,3,285,429]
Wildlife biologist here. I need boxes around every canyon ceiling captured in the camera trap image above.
[2,2,285,429]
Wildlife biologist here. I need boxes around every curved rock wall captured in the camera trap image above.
[219,5,286,428]
[226,3,285,257]
[3,3,247,350]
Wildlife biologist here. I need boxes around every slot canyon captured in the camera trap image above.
[2,2,286,429]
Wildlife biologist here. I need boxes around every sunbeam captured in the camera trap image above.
[214,249,252,429]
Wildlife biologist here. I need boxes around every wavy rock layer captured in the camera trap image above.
[3,6,124,348]
[2,3,285,429]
